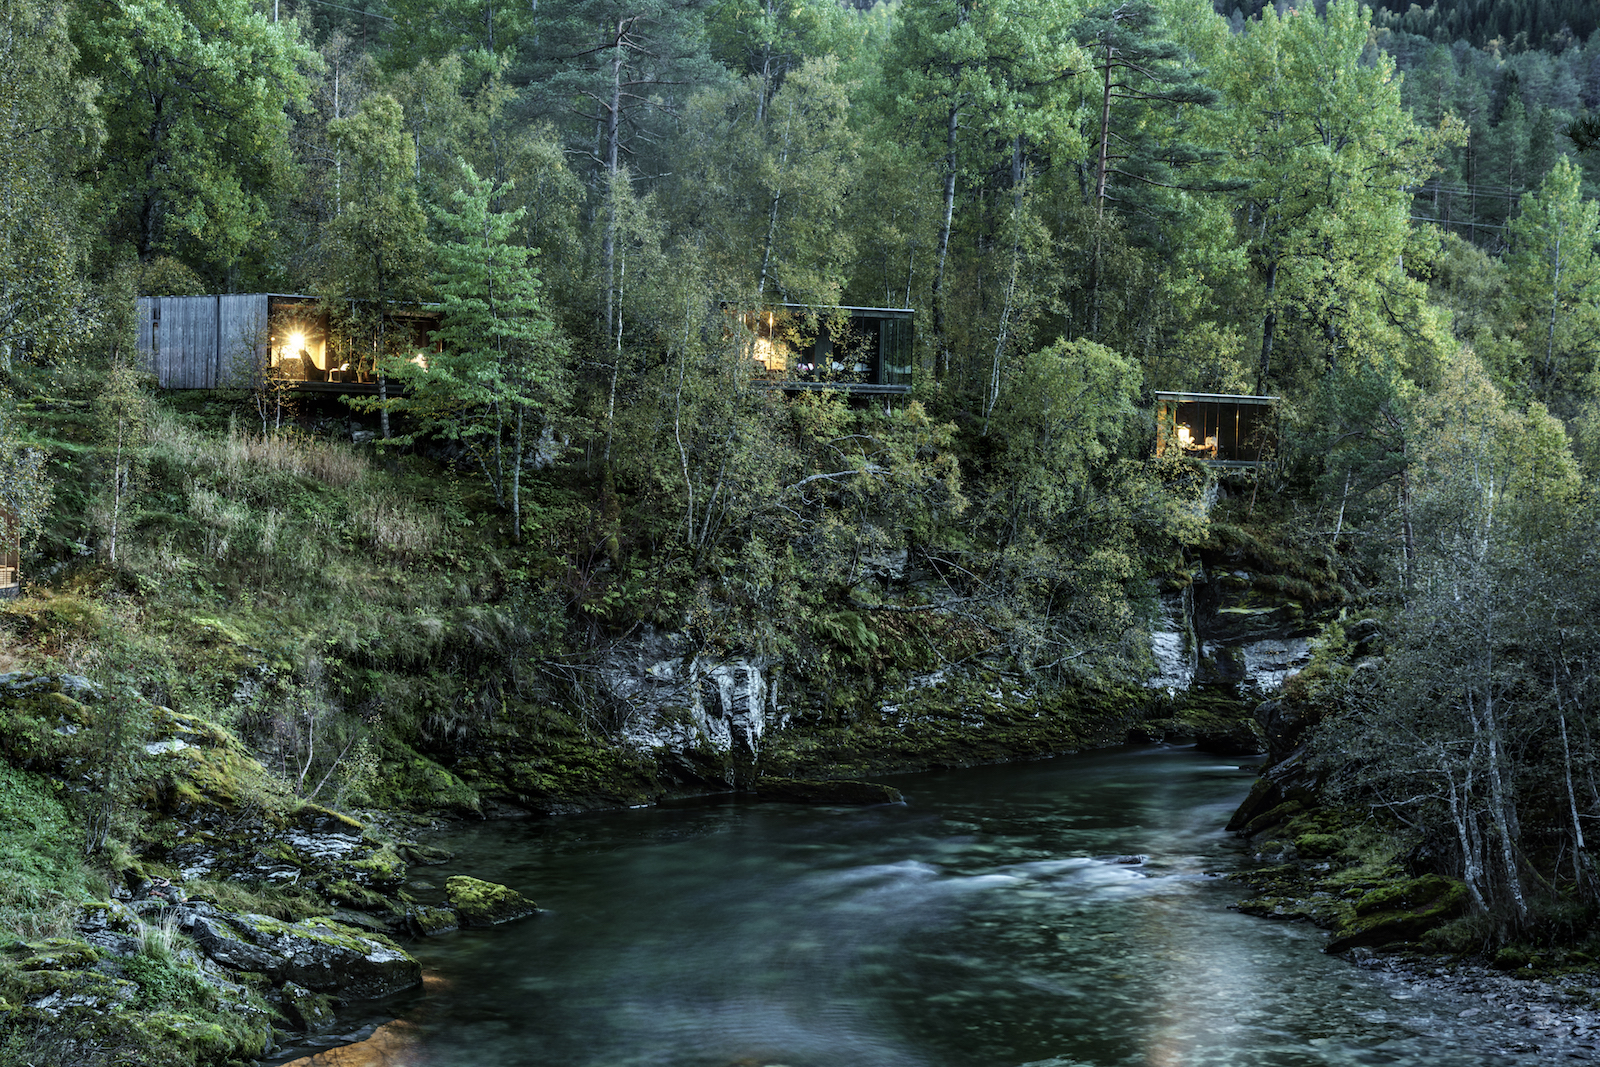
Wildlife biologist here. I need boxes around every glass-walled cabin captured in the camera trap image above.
[1154,392,1278,468]
[137,294,441,392]
[267,300,440,386]
[746,305,913,395]
[0,506,18,599]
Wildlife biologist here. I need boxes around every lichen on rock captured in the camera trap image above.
[444,875,538,926]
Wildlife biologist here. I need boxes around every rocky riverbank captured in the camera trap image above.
[0,643,1275,1067]
[1341,951,1600,1059]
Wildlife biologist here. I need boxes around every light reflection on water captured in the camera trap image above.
[273,747,1556,1067]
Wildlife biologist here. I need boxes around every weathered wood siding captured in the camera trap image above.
[138,295,270,388]
[219,294,268,388]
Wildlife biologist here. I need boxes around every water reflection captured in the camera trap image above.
[277,1020,418,1067]
[270,747,1551,1067]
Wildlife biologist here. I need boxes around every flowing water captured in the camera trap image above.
[277,746,1582,1067]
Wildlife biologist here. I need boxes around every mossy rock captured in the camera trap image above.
[1241,799,1304,837]
[1492,945,1532,970]
[277,980,338,1032]
[1193,717,1267,755]
[8,967,139,1009]
[1132,718,1198,744]
[1353,873,1458,916]
[1226,775,1282,832]
[398,842,453,866]
[323,880,393,912]
[1293,833,1343,859]
[444,876,538,926]
[14,939,103,971]
[1325,875,1468,953]
[1125,721,1166,744]
[291,803,364,834]
[405,905,460,937]
[182,906,420,999]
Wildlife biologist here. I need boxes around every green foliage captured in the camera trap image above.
[0,0,99,384]
[0,401,51,554]
[400,159,569,533]
[71,0,313,280]
[1208,0,1462,392]
[1503,156,1600,410]
[0,762,97,938]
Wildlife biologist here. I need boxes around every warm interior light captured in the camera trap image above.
[410,352,429,370]
[753,337,785,371]
[287,331,305,354]
[1177,425,1193,446]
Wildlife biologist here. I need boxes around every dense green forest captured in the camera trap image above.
[8,0,1600,985]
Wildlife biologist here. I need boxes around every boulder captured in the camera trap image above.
[405,905,460,937]
[1324,874,1468,953]
[178,904,420,999]
[752,776,904,806]
[277,981,338,1032]
[1194,718,1267,755]
[445,876,539,926]
[399,842,454,866]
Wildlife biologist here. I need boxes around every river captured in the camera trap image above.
[274,745,1582,1067]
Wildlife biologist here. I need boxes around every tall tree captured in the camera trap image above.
[881,0,1083,379]
[71,0,313,283]
[1210,1,1459,392]
[409,161,569,540]
[0,0,100,381]
[675,56,861,305]
[1073,0,1220,222]
[326,95,433,440]
[1503,156,1600,408]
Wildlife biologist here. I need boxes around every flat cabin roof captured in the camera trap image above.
[767,303,914,316]
[1154,391,1279,405]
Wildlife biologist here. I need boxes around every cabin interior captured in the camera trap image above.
[1154,392,1278,467]
[0,507,18,598]
[746,305,914,395]
[267,299,440,385]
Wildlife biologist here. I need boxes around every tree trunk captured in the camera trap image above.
[600,23,626,465]
[1256,257,1278,393]
[931,100,959,382]
[1094,43,1115,219]
[1472,683,1529,927]
[510,403,523,544]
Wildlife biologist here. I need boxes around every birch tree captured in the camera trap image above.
[1504,156,1600,409]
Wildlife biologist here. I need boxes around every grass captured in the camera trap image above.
[0,762,98,939]
[136,914,182,962]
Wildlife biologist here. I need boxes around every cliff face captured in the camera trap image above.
[1148,563,1319,696]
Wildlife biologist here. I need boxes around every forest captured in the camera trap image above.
[7,0,1600,997]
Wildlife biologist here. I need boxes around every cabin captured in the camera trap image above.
[136,295,442,394]
[744,305,914,397]
[1154,391,1278,468]
[0,506,18,599]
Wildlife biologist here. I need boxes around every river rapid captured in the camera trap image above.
[276,746,1597,1067]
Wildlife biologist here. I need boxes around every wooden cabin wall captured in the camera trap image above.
[218,295,268,388]
[139,295,269,388]
[160,297,211,388]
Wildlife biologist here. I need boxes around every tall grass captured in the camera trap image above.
[136,913,182,961]
[351,490,443,559]
[147,408,369,490]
